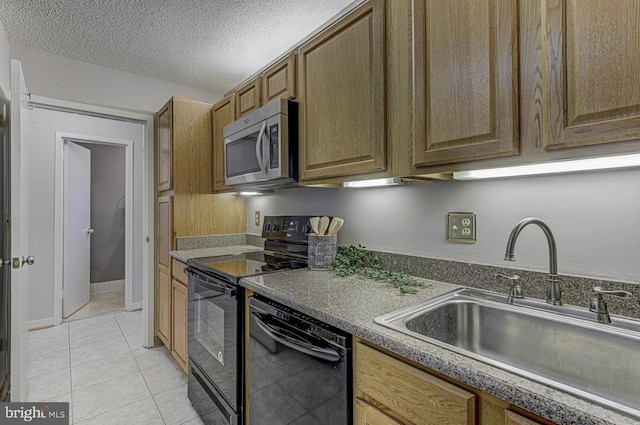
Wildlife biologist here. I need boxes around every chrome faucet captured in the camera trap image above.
[504,217,562,305]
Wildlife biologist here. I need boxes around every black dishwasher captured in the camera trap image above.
[248,295,352,425]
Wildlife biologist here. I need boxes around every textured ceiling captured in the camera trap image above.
[0,0,355,94]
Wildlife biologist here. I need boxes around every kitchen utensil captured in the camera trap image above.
[309,217,320,234]
[317,216,330,236]
[328,217,344,235]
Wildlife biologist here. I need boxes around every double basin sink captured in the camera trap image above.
[375,288,640,420]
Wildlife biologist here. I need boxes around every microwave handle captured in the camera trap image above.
[255,121,267,174]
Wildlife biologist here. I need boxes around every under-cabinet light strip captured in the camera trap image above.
[343,178,405,188]
[452,153,640,180]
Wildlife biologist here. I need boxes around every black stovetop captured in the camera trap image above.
[187,215,315,283]
[187,250,307,281]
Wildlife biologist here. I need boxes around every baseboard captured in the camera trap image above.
[91,279,125,294]
[28,317,55,331]
[127,302,143,311]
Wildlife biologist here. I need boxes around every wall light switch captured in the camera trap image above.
[447,212,476,243]
[254,211,261,227]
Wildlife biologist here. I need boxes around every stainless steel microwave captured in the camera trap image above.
[223,99,298,189]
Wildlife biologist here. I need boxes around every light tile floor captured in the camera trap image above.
[65,291,125,322]
[27,310,205,425]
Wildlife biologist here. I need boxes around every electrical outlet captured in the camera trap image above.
[447,212,476,243]
[254,211,261,227]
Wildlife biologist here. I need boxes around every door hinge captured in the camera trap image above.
[4,212,9,231]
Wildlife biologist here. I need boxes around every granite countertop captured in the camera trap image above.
[169,244,262,263]
[240,269,640,425]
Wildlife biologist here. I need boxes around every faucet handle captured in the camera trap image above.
[494,273,520,281]
[589,286,632,324]
[592,286,632,298]
[495,273,523,303]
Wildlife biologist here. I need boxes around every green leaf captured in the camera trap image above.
[331,244,426,294]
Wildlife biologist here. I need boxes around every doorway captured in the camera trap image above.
[54,132,134,324]
[63,141,128,320]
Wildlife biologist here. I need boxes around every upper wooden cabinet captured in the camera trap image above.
[157,102,172,191]
[157,97,214,194]
[412,0,519,168]
[298,0,386,181]
[540,0,640,150]
[212,94,236,193]
[261,53,297,103]
[235,78,262,118]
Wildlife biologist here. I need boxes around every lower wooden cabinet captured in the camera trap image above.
[505,410,543,425]
[171,278,188,372]
[156,267,172,348]
[171,259,189,373]
[355,340,476,424]
[354,339,551,425]
[355,398,403,425]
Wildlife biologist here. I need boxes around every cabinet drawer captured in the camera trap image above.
[355,341,476,424]
[172,258,188,285]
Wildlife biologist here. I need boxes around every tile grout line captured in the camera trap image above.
[121,312,169,425]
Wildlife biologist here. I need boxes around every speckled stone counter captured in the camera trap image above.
[170,244,262,263]
[240,269,640,425]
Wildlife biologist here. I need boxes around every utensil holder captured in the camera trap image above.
[307,234,337,270]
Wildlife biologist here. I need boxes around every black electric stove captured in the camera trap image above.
[186,215,313,425]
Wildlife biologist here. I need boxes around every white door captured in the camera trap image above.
[9,60,32,401]
[63,142,91,318]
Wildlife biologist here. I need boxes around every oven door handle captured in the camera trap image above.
[187,270,236,297]
[252,313,341,362]
[255,121,267,174]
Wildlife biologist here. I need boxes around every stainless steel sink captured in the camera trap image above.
[375,288,640,419]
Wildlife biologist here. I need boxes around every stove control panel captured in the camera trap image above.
[262,215,314,243]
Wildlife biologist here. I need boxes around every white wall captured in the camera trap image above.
[247,168,640,283]
[10,45,221,113]
[0,20,10,98]
[29,108,145,323]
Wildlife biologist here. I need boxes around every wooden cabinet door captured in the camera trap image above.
[212,94,236,193]
[156,267,171,347]
[541,0,640,149]
[355,398,403,425]
[157,101,173,191]
[262,53,296,103]
[413,0,519,167]
[355,341,476,424]
[157,196,173,270]
[156,195,173,348]
[171,278,188,372]
[298,0,386,181]
[235,78,262,118]
[505,410,542,425]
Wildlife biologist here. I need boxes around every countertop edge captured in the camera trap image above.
[169,245,263,263]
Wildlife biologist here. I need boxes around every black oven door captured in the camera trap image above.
[187,268,244,424]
